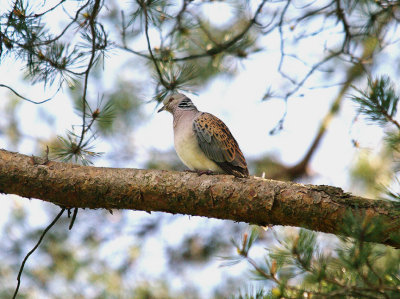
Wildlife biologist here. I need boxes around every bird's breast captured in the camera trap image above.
[174,121,222,173]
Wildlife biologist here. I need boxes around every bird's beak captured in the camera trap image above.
[157,105,166,113]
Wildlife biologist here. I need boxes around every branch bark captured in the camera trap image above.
[1,149,399,248]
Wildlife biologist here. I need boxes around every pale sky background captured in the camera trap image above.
[0,0,394,297]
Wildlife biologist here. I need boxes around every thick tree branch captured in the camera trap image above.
[1,149,399,248]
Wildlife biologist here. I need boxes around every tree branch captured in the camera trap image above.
[269,12,391,180]
[1,149,399,248]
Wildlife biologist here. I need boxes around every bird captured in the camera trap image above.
[157,93,249,178]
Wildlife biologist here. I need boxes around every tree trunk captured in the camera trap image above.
[1,149,399,248]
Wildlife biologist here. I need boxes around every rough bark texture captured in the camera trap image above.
[1,149,400,248]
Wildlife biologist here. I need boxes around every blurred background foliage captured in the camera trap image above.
[1,0,400,298]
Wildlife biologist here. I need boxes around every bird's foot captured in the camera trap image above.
[197,170,215,176]
[185,169,215,176]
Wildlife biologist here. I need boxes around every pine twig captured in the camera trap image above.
[12,208,66,299]
[68,208,79,230]
[77,0,102,149]
[140,0,168,88]
[0,83,60,104]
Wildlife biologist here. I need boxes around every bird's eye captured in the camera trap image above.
[168,97,174,103]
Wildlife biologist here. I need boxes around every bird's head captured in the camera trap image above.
[157,93,196,113]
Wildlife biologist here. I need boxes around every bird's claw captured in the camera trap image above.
[185,169,215,176]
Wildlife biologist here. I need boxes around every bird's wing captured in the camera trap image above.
[193,112,249,177]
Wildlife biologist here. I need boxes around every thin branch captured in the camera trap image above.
[295,1,335,22]
[270,27,384,179]
[282,51,341,99]
[139,0,168,88]
[277,0,292,83]
[26,0,66,19]
[196,16,220,46]
[12,208,66,299]
[68,207,79,230]
[77,0,102,149]
[268,51,340,136]
[167,0,191,46]
[378,103,400,130]
[335,0,352,52]
[120,0,267,63]
[0,83,55,104]
[32,0,91,46]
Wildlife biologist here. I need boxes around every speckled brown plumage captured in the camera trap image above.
[158,93,249,178]
[193,113,249,178]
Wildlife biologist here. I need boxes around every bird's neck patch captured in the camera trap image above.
[178,98,196,110]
